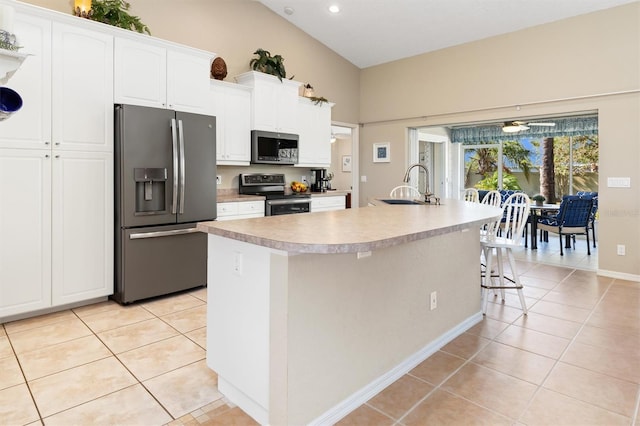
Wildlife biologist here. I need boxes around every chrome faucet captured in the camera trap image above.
[402,163,440,204]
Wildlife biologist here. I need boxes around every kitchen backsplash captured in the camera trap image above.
[216,164,314,191]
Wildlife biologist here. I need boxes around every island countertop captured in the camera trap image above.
[197,199,501,254]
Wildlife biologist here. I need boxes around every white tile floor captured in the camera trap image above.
[513,230,598,271]
[2,231,625,426]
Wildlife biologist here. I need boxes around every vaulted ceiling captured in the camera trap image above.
[258,0,638,68]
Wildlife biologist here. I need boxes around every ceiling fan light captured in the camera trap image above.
[502,123,521,133]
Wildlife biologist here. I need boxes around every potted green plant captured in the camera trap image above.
[532,194,546,206]
[87,0,151,35]
[250,48,289,81]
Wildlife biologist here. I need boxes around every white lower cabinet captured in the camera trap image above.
[51,151,113,306]
[0,149,52,317]
[311,196,346,212]
[0,149,113,319]
[217,200,265,221]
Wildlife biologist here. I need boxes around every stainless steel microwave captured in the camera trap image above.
[251,130,299,165]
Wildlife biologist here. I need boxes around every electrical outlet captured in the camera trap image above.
[301,175,307,183]
[430,291,437,310]
[233,252,243,275]
[216,175,222,185]
[617,244,626,256]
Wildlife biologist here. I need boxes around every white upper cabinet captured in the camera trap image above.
[52,22,114,152]
[115,37,211,113]
[296,97,333,167]
[0,16,113,153]
[0,13,52,150]
[114,38,166,108]
[166,49,210,112]
[235,71,300,134]
[208,79,252,165]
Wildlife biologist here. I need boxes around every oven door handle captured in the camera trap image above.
[266,198,311,206]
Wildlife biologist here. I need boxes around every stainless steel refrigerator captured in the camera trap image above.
[114,104,216,304]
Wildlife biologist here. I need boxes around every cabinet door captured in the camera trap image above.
[51,151,113,306]
[114,37,167,108]
[51,23,114,152]
[0,13,51,150]
[297,99,332,166]
[251,80,278,132]
[275,81,300,134]
[222,86,251,163]
[0,149,52,317]
[167,49,210,113]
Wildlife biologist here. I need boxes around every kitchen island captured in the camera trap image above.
[197,200,501,425]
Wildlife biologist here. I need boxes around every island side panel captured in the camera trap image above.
[285,228,481,425]
[206,235,274,424]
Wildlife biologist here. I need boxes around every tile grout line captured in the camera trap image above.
[76,304,184,422]
[514,273,633,423]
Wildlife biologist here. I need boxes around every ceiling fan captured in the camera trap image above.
[502,120,556,133]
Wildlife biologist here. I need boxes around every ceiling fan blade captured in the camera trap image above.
[528,122,556,126]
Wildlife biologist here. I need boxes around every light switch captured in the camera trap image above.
[360,175,367,182]
[607,177,631,188]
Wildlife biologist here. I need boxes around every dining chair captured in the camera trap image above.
[480,193,530,315]
[463,188,480,202]
[480,190,501,207]
[389,185,421,199]
[577,191,598,247]
[536,195,594,255]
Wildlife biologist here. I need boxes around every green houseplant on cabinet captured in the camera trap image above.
[250,48,289,81]
[88,0,151,34]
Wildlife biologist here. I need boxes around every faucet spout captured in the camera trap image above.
[402,163,439,204]
[403,163,430,191]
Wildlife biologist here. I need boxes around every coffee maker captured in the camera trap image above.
[310,168,327,192]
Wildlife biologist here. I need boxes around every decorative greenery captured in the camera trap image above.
[308,96,328,105]
[0,40,20,51]
[0,30,21,51]
[250,48,290,81]
[475,171,522,190]
[88,0,150,35]
[531,194,546,202]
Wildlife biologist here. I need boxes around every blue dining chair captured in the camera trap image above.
[536,195,594,255]
[577,191,598,248]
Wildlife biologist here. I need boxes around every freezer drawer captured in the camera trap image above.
[114,223,206,303]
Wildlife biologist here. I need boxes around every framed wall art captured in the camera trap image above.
[342,155,352,172]
[373,142,390,163]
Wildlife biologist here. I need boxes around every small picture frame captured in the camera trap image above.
[373,142,390,163]
[342,155,352,172]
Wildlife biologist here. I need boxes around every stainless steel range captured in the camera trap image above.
[239,173,311,216]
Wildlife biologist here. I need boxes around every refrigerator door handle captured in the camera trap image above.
[129,227,200,240]
[171,118,179,214]
[178,119,186,214]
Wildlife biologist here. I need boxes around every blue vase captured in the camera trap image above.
[0,86,23,120]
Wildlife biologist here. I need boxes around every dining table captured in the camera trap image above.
[528,203,560,249]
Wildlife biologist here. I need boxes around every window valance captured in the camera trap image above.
[451,116,598,143]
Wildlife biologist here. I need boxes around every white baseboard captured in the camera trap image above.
[218,376,268,426]
[308,311,483,426]
[597,269,640,282]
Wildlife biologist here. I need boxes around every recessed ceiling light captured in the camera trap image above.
[328,4,340,13]
[284,6,294,15]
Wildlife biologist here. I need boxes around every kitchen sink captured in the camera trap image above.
[379,199,424,205]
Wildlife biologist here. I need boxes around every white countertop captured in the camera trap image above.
[198,199,501,254]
